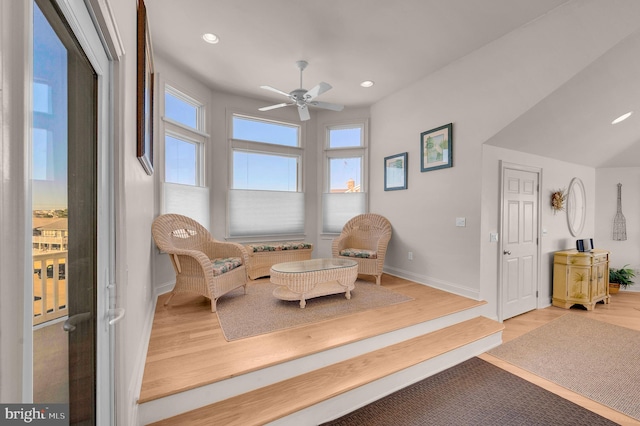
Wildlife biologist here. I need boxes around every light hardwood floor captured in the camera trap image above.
[481,290,640,426]
[139,274,486,403]
[140,275,640,425]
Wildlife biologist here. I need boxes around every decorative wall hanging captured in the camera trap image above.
[420,123,452,172]
[613,183,627,241]
[384,152,408,191]
[551,188,566,213]
[137,0,155,175]
[566,177,586,237]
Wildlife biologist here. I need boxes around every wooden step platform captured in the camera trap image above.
[149,316,503,425]
[138,275,502,425]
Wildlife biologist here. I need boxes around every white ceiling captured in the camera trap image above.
[146,0,640,168]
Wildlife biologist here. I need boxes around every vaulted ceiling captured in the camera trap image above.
[147,0,640,168]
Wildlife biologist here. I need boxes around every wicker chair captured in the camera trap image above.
[331,213,392,285]
[151,214,249,312]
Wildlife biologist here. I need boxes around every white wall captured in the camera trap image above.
[596,167,640,292]
[105,1,158,424]
[367,0,638,303]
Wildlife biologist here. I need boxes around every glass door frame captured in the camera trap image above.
[28,0,115,423]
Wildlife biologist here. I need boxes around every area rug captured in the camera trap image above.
[321,357,616,426]
[488,313,640,421]
[216,280,412,341]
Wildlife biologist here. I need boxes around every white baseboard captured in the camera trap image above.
[155,279,175,297]
[126,295,158,426]
[383,266,481,300]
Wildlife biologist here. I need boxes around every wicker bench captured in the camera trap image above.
[245,242,313,280]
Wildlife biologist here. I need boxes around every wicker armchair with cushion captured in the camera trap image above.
[331,213,392,285]
[151,214,249,312]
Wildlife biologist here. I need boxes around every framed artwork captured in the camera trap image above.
[384,152,408,191]
[420,123,452,172]
[137,0,154,175]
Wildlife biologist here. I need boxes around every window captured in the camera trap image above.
[163,85,205,186]
[165,134,197,186]
[164,85,202,131]
[161,85,209,229]
[228,114,304,238]
[323,123,368,233]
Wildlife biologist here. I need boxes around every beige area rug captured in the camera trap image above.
[216,280,412,341]
[488,313,640,421]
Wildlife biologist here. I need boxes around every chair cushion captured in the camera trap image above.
[339,248,377,259]
[211,257,243,276]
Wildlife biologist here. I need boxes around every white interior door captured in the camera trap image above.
[500,163,540,320]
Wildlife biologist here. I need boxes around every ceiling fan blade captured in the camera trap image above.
[260,85,291,98]
[309,101,344,112]
[298,104,310,121]
[305,82,332,100]
[258,102,290,111]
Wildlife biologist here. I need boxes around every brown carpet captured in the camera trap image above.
[322,357,616,426]
[216,279,412,341]
[488,313,640,421]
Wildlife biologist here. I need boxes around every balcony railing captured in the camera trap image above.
[32,235,68,251]
[33,251,68,325]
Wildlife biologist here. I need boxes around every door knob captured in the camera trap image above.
[63,312,91,332]
[503,250,512,255]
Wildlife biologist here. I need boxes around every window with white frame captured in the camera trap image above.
[228,114,304,238]
[163,86,205,186]
[162,85,209,228]
[323,122,368,233]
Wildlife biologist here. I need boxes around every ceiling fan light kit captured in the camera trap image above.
[259,60,344,121]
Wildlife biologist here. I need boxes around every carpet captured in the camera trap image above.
[488,313,640,421]
[216,279,412,341]
[321,357,616,426]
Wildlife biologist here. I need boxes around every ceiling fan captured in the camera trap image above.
[259,60,344,121]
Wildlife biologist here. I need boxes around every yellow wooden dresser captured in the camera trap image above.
[552,249,610,310]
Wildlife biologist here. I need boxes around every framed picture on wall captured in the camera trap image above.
[420,123,452,172]
[137,0,154,175]
[384,152,408,191]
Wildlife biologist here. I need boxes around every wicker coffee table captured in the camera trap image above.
[270,258,358,308]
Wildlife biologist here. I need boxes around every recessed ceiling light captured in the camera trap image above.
[202,33,220,44]
[360,80,375,88]
[612,111,633,124]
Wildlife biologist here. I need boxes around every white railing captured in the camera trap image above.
[32,235,68,250]
[33,251,68,325]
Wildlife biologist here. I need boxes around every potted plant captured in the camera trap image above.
[609,264,636,294]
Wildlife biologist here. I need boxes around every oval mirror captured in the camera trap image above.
[566,177,586,237]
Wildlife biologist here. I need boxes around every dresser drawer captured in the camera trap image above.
[592,253,608,264]
[564,255,593,266]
